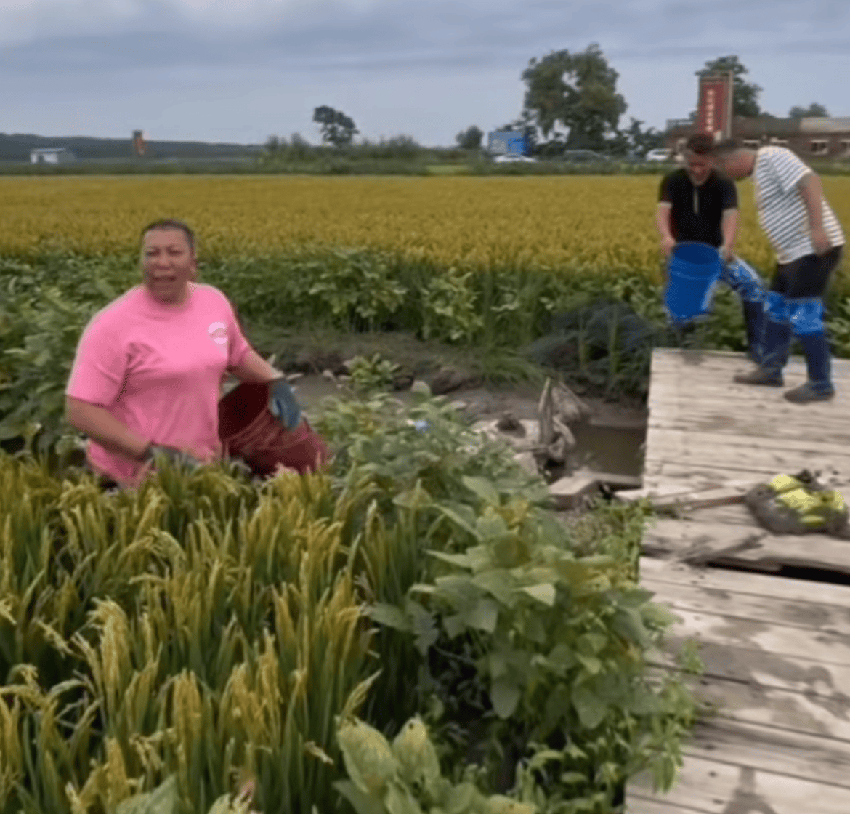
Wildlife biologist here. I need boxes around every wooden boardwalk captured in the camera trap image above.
[626,349,850,814]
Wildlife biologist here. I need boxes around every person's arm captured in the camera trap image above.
[65,397,149,461]
[720,208,739,262]
[797,171,831,254]
[228,349,302,430]
[656,203,676,253]
[228,348,285,383]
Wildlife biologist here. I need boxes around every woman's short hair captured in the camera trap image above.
[141,219,196,255]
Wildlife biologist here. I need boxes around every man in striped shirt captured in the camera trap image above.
[711,141,844,402]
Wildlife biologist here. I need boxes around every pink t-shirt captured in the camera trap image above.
[66,282,253,485]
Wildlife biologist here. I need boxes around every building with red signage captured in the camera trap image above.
[666,116,850,160]
[664,73,850,161]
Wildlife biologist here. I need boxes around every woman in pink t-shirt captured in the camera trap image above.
[65,219,294,489]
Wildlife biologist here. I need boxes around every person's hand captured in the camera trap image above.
[659,235,676,258]
[719,244,734,264]
[811,225,831,256]
[268,377,302,431]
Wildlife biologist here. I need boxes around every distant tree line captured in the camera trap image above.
[0,133,262,162]
[451,49,833,157]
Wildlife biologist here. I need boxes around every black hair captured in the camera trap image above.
[141,218,196,255]
[685,133,716,155]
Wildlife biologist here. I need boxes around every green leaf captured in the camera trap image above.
[547,644,579,672]
[462,476,500,506]
[368,603,412,632]
[435,506,482,540]
[611,608,653,649]
[429,551,475,569]
[115,776,180,814]
[385,780,425,814]
[464,598,500,633]
[334,780,388,814]
[572,686,607,730]
[521,583,556,606]
[444,781,478,814]
[577,632,607,656]
[576,654,601,675]
[476,511,509,541]
[471,571,515,607]
[491,676,521,718]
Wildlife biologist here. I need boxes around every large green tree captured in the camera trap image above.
[696,56,763,117]
[313,106,358,147]
[521,43,627,149]
[789,103,829,119]
[455,125,483,149]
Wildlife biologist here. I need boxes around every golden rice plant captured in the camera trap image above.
[4,175,845,277]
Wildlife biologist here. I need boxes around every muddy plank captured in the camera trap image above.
[641,573,850,632]
[654,636,850,707]
[647,412,850,443]
[645,427,850,459]
[640,556,850,608]
[642,460,850,491]
[644,444,850,476]
[648,662,850,741]
[627,753,850,814]
[625,796,711,814]
[658,605,850,666]
[642,518,850,574]
[685,716,850,789]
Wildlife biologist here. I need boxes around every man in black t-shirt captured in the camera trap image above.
[655,133,767,361]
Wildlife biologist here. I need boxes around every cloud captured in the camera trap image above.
[2,0,848,143]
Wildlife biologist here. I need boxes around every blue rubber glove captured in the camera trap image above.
[268,378,302,431]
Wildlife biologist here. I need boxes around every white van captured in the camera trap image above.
[644,148,674,162]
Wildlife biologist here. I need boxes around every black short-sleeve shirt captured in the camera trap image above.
[659,169,738,248]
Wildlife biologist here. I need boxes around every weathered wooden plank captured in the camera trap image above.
[641,572,850,632]
[647,667,850,740]
[626,795,711,814]
[672,500,850,527]
[660,605,850,667]
[648,348,850,380]
[640,556,850,608]
[646,413,850,443]
[642,460,850,496]
[628,753,850,814]
[643,518,850,574]
[644,427,850,458]
[644,443,850,475]
[682,716,850,788]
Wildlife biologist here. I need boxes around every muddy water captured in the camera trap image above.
[271,374,647,481]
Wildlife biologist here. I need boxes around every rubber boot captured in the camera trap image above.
[742,300,765,364]
[784,332,835,402]
[734,318,789,386]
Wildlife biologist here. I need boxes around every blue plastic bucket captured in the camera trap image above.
[664,242,722,324]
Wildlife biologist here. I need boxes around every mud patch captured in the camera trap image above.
[277,373,647,480]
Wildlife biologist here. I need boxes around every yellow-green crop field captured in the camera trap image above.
[4,175,848,279]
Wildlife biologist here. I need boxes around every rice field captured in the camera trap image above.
[5,174,846,278]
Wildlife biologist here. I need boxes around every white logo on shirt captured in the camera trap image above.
[208,322,228,345]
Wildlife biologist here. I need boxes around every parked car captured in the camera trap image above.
[644,148,673,163]
[561,150,611,163]
[493,154,537,163]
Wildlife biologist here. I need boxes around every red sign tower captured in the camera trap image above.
[132,130,146,157]
[695,73,734,142]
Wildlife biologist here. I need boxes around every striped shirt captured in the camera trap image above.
[752,146,844,264]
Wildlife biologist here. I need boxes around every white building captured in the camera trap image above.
[30,147,75,164]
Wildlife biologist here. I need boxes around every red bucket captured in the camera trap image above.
[218,381,330,478]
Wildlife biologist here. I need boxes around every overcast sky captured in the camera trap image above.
[3,0,849,146]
